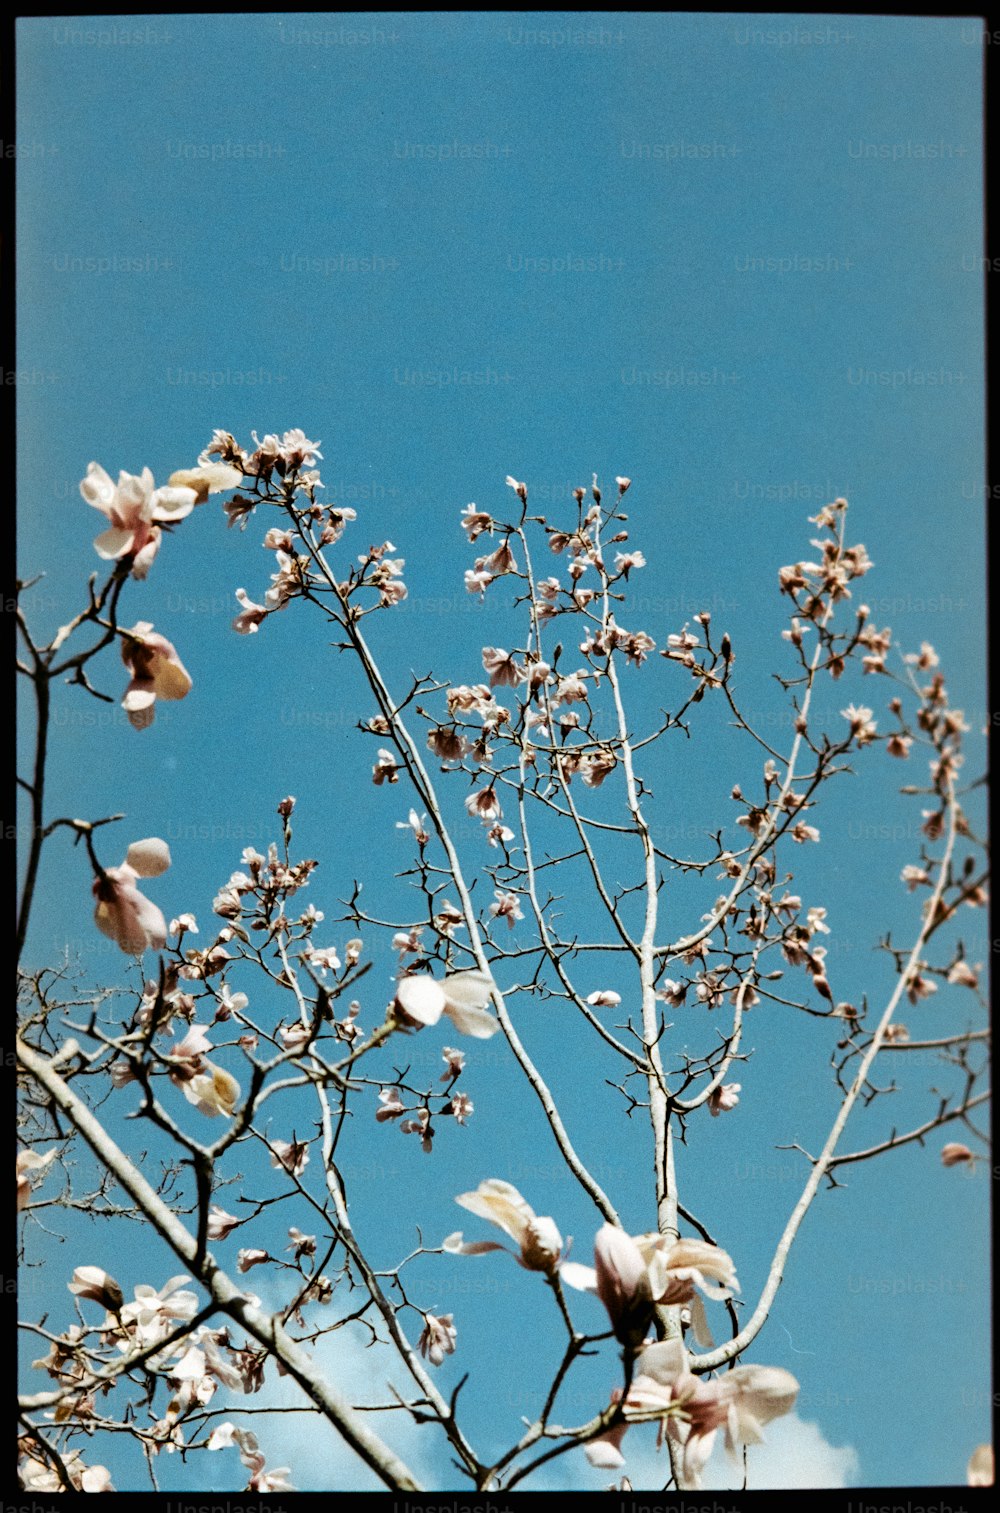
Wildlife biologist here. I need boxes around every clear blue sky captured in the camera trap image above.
[17,11,987,1493]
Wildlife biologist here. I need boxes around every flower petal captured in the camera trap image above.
[126,838,171,877]
[93,526,136,560]
[558,1261,599,1293]
[395,975,447,1026]
[441,998,500,1039]
[454,1179,534,1246]
[442,1232,509,1258]
[150,485,197,521]
[80,462,116,514]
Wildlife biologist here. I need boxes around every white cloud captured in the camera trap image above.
[707,1413,861,1490]
[204,1310,451,1492]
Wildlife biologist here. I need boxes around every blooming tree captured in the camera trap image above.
[15,432,990,1493]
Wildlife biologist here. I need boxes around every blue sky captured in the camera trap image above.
[17,11,988,1493]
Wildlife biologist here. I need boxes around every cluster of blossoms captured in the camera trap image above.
[79,457,242,727]
[441,1181,738,1346]
[27,438,981,1495]
[433,1180,797,1482]
[584,1337,798,1486]
[446,473,664,795]
[376,1042,474,1155]
[28,1266,294,1488]
[777,499,873,626]
[191,427,419,638]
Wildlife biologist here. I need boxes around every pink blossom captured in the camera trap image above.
[392,926,424,957]
[444,1178,563,1274]
[265,549,302,610]
[119,1276,199,1349]
[120,623,192,729]
[181,1064,241,1118]
[250,1468,295,1493]
[584,1339,798,1486]
[489,889,524,929]
[81,463,196,579]
[481,539,518,576]
[482,646,523,687]
[904,640,940,670]
[306,945,342,972]
[199,430,248,469]
[395,808,429,847]
[398,1108,434,1155]
[562,1227,738,1348]
[505,475,528,503]
[905,966,938,1005]
[447,682,494,714]
[427,726,469,762]
[279,1023,311,1055]
[782,616,810,647]
[555,671,588,704]
[373,748,400,785]
[941,1142,976,1168]
[621,629,656,666]
[174,1023,214,1060]
[69,1265,124,1312]
[842,542,873,577]
[841,703,878,745]
[525,659,551,691]
[237,1248,270,1273]
[232,589,268,634]
[418,1312,457,1366]
[667,624,699,652]
[708,1083,741,1117]
[581,750,617,788]
[433,899,465,936]
[461,504,493,540]
[278,428,322,468]
[695,973,726,1009]
[287,1227,317,1258]
[441,1046,466,1080]
[16,1148,58,1212]
[614,550,646,578]
[270,1138,311,1176]
[947,959,980,989]
[207,1205,241,1241]
[395,969,499,1039]
[464,786,502,821]
[93,837,171,955]
[586,990,622,1008]
[591,1224,655,1345]
[376,1087,406,1122]
[371,555,408,607]
[448,1092,474,1124]
[967,1445,994,1486]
